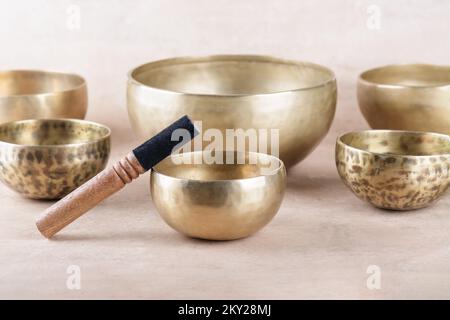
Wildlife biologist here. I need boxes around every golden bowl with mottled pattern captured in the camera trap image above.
[128,55,337,169]
[358,64,450,134]
[151,151,286,240]
[0,119,110,199]
[336,130,450,210]
[0,70,87,124]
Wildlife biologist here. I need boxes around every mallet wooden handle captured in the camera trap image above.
[36,153,145,238]
[35,115,197,239]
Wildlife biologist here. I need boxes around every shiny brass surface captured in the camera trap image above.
[336,130,450,210]
[0,70,87,124]
[0,119,110,199]
[127,55,337,169]
[358,64,450,134]
[150,151,286,240]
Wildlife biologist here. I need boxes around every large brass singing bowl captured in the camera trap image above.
[128,55,337,168]
[358,64,450,134]
[0,70,87,124]
[0,119,110,199]
[150,151,286,240]
[336,130,450,210]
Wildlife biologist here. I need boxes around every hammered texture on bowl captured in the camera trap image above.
[150,151,286,240]
[336,130,450,210]
[0,119,110,199]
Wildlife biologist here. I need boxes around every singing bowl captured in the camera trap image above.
[336,130,450,210]
[150,151,286,240]
[358,64,450,134]
[128,55,337,168]
[0,70,87,124]
[0,119,110,199]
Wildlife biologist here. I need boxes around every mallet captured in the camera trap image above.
[36,115,198,239]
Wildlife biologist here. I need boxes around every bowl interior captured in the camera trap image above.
[131,56,334,95]
[360,64,450,87]
[340,131,450,156]
[154,151,283,181]
[0,70,84,96]
[0,119,110,146]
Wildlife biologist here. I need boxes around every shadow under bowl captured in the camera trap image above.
[150,151,287,240]
[0,70,87,124]
[127,55,337,169]
[0,119,110,199]
[358,64,450,134]
[336,130,450,210]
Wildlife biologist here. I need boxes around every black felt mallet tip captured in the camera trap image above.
[132,115,199,171]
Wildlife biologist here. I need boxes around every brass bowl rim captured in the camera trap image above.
[0,69,86,98]
[337,129,450,158]
[0,118,111,148]
[128,54,336,97]
[152,151,285,182]
[358,63,450,89]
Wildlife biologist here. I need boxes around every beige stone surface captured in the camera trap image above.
[1,0,450,299]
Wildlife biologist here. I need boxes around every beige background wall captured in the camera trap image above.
[1,0,450,299]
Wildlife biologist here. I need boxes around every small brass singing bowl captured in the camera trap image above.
[358,64,450,134]
[150,151,286,240]
[0,119,110,199]
[128,55,337,169]
[336,130,450,210]
[0,70,87,124]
